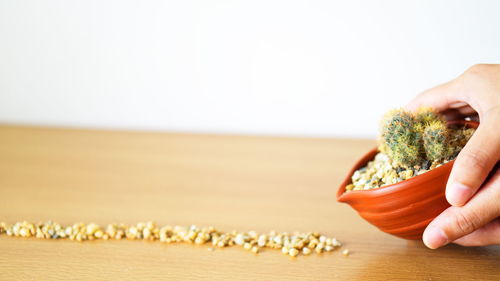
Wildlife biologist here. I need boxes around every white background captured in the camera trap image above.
[1,0,499,138]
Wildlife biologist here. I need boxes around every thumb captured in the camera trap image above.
[446,120,500,206]
[423,168,500,249]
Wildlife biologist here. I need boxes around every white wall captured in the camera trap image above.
[1,0,499,138]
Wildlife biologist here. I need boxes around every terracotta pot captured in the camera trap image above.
[336,120,479,240]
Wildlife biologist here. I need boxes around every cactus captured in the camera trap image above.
[379,109,423,167]
[378,107,469,167]
[417,107,451,161]
[422,120,449,161]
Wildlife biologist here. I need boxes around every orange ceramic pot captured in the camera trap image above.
[336,120,479,240]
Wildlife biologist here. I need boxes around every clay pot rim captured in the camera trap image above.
[336,120,479,202]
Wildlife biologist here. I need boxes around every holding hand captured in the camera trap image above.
[406,64,500,248]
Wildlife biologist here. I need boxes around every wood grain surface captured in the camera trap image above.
[0,125,498,281]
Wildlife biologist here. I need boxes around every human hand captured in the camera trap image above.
[406,64,500,248]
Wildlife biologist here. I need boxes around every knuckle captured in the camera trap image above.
[463,64,496,83]
[457,148,491,173]
[467,64,490,75]
[450,210,480,236]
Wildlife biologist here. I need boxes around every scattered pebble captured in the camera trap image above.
[302,247,312,255]
[243,242,252,250]
[342,249,350,256]
[0,221,343,258]
[288,248,299,257]
[251,246,260,254]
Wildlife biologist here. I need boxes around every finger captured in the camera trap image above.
[405,80,466,112]
[446,121,500,206]
[453,217,500,246]
[423,168,500,249]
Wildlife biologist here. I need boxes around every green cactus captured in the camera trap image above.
[416,107,451,161]
[422,120,449,161]
[379,109,423,167]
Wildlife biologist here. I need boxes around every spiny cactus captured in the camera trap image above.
[379,107,463,167]
[422,120,449,162]
[379,109,422,167]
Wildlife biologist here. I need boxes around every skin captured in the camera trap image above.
[406,64,500,249]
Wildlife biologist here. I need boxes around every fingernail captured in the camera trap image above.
[423,226,448,249]
[446,182,472,206]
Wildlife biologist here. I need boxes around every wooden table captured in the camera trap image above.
[0,125,498,281]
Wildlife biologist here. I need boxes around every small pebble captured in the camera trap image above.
[288,248,299,257]
[251,246,259,254]
[281,246,289,255]
[243,242,252,250]
[302,247,312,255]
